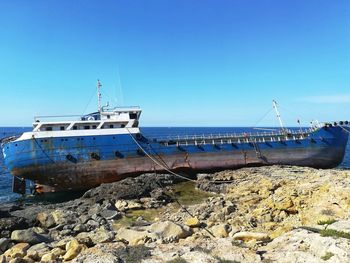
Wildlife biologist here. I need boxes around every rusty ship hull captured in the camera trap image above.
[2,125,349,192]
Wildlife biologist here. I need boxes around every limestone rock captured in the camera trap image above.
[149,221,192,242]
[63,239,85,261]
[327,220,350,234]
[262,228,350,262]
[26,242,51,258]
[11,228,51,245]
[41,252,57,262]
[89,228,115,244]
[0,255,6,263]
[36,212,56,229]
[116,227,155,245]
[185,217,201,227]
[211,224,229,238]
[4,242,30,258]
[51,247,65,257]
[232,231,270,242]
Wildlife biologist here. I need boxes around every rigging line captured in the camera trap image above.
[32,136,55,164]
[251,107,273,129]
[81,88,97,116]
[126,128,237,184]
[338,125,350,134]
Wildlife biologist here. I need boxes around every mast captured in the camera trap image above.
[97,79,102,113]
[272,100,285,132]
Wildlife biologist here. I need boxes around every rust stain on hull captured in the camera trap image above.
[11,145,346,192]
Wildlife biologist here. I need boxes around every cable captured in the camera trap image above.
[126,128,238,184]
[251,107,273,128]
[32,136,55,164]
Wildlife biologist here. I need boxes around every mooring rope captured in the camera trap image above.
[126,128,238,184]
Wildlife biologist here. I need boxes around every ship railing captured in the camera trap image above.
[150,128,314,146]
[34,114,92,122]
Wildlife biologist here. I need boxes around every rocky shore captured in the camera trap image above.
[1,165,350,262]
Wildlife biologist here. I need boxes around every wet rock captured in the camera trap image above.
[4,242,30,258]
[11,228,51,245]
[149,221,192,242]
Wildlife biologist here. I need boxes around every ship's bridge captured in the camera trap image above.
[32,106,142,132]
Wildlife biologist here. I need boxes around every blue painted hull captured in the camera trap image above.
[1,126,349,192]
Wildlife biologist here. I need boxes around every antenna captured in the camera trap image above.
[97,79,102,113]
[272,100,285,132]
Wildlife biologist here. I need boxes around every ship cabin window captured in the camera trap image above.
[60,126,65,131]
[84,126,90,130]
[45,127,53,131]
[121,124,125,128]
[73,126,77,130]
[129,113,137,119]
[107,115,110,119]
[92,125,97,129]
[109,124,114,129]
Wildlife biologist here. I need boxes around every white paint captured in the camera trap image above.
[15,127,141,142]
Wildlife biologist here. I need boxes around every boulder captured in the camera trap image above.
[4,243,30,258]
[41,252,57,262]
[0,237,10,253]
[0,255,6,263]
[116,227,156,245]
[73,223,87,233]
[63,240,86,261]
[99,209,121,220]
[51,209,76,225]
[185,217,201,227]
[11,228,51,245]
[26,242,51,258]
[88,228,115,244]
[211,224,230,238]
[51,247,65,257]
[149,221,192,242]
[75,232,94,247]
[232,231,270,242]
[36,212,56,228]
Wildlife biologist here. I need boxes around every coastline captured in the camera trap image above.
[1,165,350,262]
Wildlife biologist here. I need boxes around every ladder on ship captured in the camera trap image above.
[252,140,263,159]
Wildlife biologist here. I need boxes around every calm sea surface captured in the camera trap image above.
[1,127,349,203]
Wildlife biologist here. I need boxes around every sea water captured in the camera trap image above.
[1,127,349,203]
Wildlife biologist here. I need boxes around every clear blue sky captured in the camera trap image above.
[0,0,349,127]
